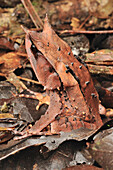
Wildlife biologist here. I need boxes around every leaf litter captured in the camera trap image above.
[0,0,113,169]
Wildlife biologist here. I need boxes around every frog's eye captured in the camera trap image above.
[68,51,71,55]
[47,42,49,46]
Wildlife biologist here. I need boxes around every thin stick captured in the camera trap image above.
[17,76,42,85]
[21,0,44,29]
[60,29,113,35]
[78,14,91,29]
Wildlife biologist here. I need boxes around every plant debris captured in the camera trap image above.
[0,0,113,169]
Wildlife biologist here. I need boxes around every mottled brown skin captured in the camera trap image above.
[23,16,102,136]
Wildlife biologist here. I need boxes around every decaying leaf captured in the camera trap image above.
[62,34,89,56]
[0,139,93,169]
[0,36,15,51]
[70,17,81,30]
[96,85,113,108]
[85,49,113,75]
[0,52,26,75]
[84,0,113,19]
[106,109,113,117]
[0,0,113,167]
[6,72,27,93]
[0,50,28,92]
[0,113,14,119]
[0,128,98,161]
[63,164,103,170]
[88,127,113,170]
[0,81,35,145]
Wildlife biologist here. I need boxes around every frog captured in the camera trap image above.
[20,16,103,137]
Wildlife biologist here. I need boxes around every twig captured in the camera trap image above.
[17,76,42,85]
[57,151,70,158]
[60,29,113,35]
[78,14,91,29]
[21,0,44,29]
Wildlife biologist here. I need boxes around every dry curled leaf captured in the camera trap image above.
[0,52,25,75]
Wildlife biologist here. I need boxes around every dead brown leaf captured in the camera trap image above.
[84,0,113,19]
[0,36,15,51]
[63,164,103,170]
[0,52,25,75]
[85,49,113,75]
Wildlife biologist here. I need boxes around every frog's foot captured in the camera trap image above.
[12,88,50,111]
